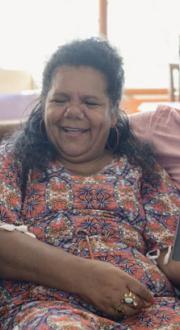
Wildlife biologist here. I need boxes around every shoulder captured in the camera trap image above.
[0,142,22,176]
[115,155,142,178]
[0,142,12,163]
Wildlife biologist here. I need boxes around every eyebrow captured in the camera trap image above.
[50,92,68,97]
[51,92,101,100]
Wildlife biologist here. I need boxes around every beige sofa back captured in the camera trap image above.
[0,69,37,93]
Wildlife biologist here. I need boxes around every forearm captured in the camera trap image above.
[157,251,180,287]
[0,230,88,294]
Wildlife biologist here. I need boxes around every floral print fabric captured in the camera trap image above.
[0,150,180,329]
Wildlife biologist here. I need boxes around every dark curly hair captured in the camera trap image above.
[41,37,124,106]
[6,37,157,192]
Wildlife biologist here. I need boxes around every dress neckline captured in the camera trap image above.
[49,156,127,178]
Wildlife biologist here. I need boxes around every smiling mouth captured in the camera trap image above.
[62,127,89,133]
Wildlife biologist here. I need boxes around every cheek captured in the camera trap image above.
[44,111,56,139]
[87,109,111,126]
[46,108,55,121]
[45,108,61,128]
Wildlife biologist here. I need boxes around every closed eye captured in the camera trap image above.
[51,99,67,104]
[84,101,100,107]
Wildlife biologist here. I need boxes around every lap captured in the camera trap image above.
[2,297,180,329]
[3,301,109,330]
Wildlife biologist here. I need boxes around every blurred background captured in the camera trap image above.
[0,0,180,122]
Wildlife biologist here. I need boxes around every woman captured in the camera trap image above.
[0,38,180,329]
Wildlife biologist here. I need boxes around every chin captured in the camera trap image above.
[59,150,88,161]
[58,145,90,157]
[60,150,98,163]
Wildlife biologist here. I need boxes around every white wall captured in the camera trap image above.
[0,0,180,89]
[109,0,180,88]
[0,0,99,86]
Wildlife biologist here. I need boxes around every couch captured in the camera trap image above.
[0,68,37,93]
[0,91,39,139]
[0,99,179,192]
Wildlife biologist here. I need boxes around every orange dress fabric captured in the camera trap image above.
[0,149,180,329]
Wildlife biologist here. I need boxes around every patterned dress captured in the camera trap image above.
[0,149,180,330]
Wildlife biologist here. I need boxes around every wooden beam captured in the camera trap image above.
[99,0,107,38]
[124,88,168,96]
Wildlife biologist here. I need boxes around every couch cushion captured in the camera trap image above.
[129,105,180,190]
[0,91,39,121]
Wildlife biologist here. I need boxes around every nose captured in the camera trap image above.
[64,103,84,119]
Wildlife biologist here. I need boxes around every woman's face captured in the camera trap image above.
[44,65,117,164]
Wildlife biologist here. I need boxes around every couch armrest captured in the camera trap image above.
[0,121,19,141]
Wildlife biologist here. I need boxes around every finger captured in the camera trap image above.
[120,290,148,313]
[102,302,125,320]
[128,282,154,304]
[124,293,145,310]
[112,293,141,318]
[113,302,140,317]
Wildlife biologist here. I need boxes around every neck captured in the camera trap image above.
[59,151,114,176]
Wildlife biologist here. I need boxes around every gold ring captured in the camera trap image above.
[122,291,138,307]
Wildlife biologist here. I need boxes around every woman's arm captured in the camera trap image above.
[141,163,180,287]
[158,220,180,287]
[0,230,153,318]
[157,250,180,287]
[0,230,87,293]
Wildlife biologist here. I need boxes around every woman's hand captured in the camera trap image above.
[0,230,153,319]
[78,259,153,319]
[157,249,180,288]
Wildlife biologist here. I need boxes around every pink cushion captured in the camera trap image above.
[129,106,180,190]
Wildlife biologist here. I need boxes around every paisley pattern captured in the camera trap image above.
[0,150,180,329]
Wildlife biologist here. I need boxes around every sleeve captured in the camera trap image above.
[141,164,180,253]
[0,144,23,225]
